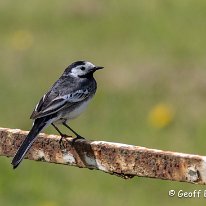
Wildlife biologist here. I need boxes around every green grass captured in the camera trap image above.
[1,0,206,205]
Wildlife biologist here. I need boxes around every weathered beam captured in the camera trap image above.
[0,127,205,184]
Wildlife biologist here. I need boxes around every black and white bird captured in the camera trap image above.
[11,60,104,169]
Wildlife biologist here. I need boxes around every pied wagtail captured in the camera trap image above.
[11,60,104,169]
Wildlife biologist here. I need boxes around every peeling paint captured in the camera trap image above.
[198,156,206,183]
[92,141,136,149]
[84,154,97,168]
[35,150,50,162]
[37,150,45,158]
[187,166,199,182]
[63,152,76,164]
[96,159,108,172]
[7,128,22,134]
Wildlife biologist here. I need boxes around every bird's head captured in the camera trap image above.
[64,61,104,78]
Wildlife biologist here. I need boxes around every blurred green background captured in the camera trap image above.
[1,0,206,205]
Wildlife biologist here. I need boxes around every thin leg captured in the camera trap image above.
[62,122,85,140]
[52,123,71,144]
[52,123,64,136]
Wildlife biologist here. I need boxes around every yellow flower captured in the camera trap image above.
[148,103,174,128]
[10,30,34,51]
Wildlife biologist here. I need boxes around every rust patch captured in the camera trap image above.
[0,127,206,184]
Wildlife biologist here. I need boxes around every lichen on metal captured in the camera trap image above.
[0,127,206,184]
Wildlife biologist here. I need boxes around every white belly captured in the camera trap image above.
[68,99,91,119]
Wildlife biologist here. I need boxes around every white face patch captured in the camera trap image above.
[70,61,95,77]
[85,61,95,68]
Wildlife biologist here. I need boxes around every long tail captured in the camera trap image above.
[11,118,47,169]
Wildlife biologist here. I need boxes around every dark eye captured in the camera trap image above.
[81,67,85,71]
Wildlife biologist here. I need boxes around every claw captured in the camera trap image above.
[59,134,72,148]
[71,135,85,145]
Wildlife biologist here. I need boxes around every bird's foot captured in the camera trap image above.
[71,135,85,145]
[59,134,72,148]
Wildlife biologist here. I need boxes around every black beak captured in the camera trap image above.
[94,66,104,70]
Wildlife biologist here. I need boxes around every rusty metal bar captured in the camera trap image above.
[0,127,206,184]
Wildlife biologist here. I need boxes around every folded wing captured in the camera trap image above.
[30,89,90,119]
